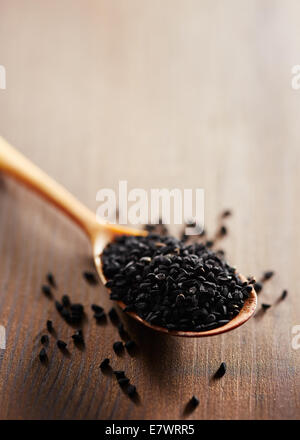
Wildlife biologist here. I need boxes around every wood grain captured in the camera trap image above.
[0,0,299,420]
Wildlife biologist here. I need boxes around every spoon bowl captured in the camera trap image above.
[0,136,257,337]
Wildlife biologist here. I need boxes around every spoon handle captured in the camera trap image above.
[0,136,100,237]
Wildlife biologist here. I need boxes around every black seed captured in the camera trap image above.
[55,301,63,313]
[123,305,135,312]
[41,285,52,297]
[127,384,136,397]
[113,370,125,379]
[108,307,119,323]
[262,271,274,281]
[113,341,124,354]
[118,377,130,387]
[280,290,288,300]
[62,295,70,307]
[61,308,70,320]
[70,303,84,314]
[215,362,227,378]
[118,322,128,338]
[254,282,263,293]
[100,358,110,369]
[91,304,104,313]
[47,273,56,288]
[125,340,136,351]
[261,303,271,310]
[102,234,248,333]
[221,210,232,218]
[94,311,106,321]
[72,329,84,344]
[57,340,67,350]
[39,348,47,362]
[190,395,199,407]
[41,335,49,345]
[83,271,98,285]
[46,320,53,333]
[219,226,227,236]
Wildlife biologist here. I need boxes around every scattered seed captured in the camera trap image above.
[127,384,136,397]
[280,290,288,300]
[254,282,263,293]
[41,285,52,297]
[118,377,130,387]
[39,348,47,363]
[41,335,49,345]
[113,370,125,379]
[262,271,274,281]
[83,271,98,285]
[91,304,104,313]
[221,210,232,218]
[46,272,57,288]
[55,301,63,313]
[72,329,84,344]
[100,358,110,369]
[57,340,67,350]
[261,303,271,310]
[125,340,136,351]
[108,307,119,323]
[62,295,71,307]
[118,322,127,338]
[70,303,84,314]
[46,320,53,333]
[219,225,227,236]
[215,362,227,378]
[113,341,124,354]
[190,396,199,407]
[94,311,106,322]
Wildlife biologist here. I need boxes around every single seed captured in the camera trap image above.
[280,290,288,300]
[83,271,98,285]
[113,370,125,379]
[94,311,106,321]
[254,282,263,293]
[57,340,67,350]
[118,378,130,387]
[70,303,84,314]
[215,362,227,378]
[261,303,271,310]
[62,295,70,307]
[41,335,49,345]
[46,320,53,333]
[55,301,63,313]
[127,384,136,397]
[72,329,84,344]
[125,340,136,351]
[113,341,124,354]
[190,396,199,407]
[221,210,232,218]
[262,271,274,281]
[100,358,110,369]
[47,272,57,288]
[91,304,104,313]
[39,348,47,363]
[41,285,52,297]
[219,225,227,236]
[108,307,119,323]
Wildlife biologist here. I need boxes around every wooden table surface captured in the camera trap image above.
[0,0,299,420]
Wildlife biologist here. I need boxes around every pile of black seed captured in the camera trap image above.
[102,234,253,332]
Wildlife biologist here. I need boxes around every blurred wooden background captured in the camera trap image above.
[0,0,299,420]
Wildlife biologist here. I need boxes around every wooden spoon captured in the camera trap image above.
[0,136,257,337]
